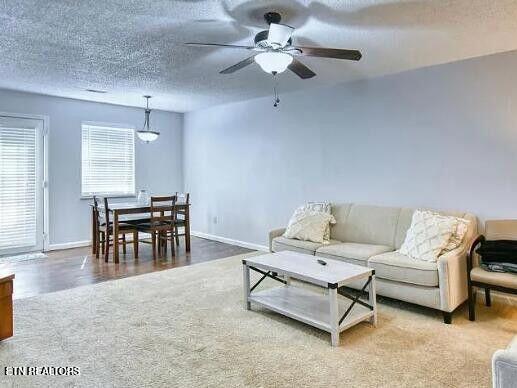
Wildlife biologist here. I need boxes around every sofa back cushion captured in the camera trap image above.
[330,203,477,250]
[329,203,352,240]
[331,204,400,247]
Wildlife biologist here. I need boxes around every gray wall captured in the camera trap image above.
[184,50,517,247]
[0,89,183,246]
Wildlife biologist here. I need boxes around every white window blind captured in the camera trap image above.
[0,125,37,250]
[81,124,135,197]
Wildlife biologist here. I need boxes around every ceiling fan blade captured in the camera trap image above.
[294,46,362,61]
[220,55,256,74]
[268,23,294,47]
[184,42,258,51]
[288,59,316,79]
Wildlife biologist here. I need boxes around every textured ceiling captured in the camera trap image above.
[2,0,517,112]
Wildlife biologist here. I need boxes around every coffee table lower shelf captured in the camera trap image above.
[248,286,374,334]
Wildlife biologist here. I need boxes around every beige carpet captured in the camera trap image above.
[0,252,515,388]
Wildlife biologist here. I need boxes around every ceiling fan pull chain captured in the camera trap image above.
[273,74,280,107]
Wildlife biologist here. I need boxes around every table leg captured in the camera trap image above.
[113,211,119,264]
[91,206,97,255]
[329,286,339,346]
[243,263,251,310]
[185,205,191,252]
[369,275,377,327]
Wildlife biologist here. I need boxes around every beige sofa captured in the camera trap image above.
[269,203,477,323]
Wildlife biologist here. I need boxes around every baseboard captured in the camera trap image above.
[191,231,268,252]
[47,240,91,251]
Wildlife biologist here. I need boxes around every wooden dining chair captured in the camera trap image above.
[92,196,105,259]
[98,197,139,262]
[173,192,190,246]
[137,196,177,259]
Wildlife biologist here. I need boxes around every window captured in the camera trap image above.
[81,123,135,197]
[0,116,44,254]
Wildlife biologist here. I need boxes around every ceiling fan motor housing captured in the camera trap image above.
[254,30,292,48]
[254,12,293,48]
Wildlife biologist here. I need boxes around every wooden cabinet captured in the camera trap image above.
[0,274,14,340]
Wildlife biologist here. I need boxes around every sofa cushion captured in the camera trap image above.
[272,236,339,255]
[316,243,393,266]
[368,251,439,287]
[329,203,352,241]
[334,204,400,246]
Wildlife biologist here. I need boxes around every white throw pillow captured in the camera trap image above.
[435,214,470,253]
[399,210,458,262]
[305,202,332,214]
[294,202,334,242]
[413,210,471,253]
[283,210,336,244]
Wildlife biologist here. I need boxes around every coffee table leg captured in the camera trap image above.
[243,263,251,310]
[369,274,377,327]
[329,286,339,346]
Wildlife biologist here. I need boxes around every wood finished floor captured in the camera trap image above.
[0,237,253,300]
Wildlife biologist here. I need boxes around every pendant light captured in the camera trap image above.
[137,95,159,143]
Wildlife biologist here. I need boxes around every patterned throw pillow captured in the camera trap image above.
[283,209,336,244]
[293,202,334,242]
[442,215,470,253]
[399,210,458,262]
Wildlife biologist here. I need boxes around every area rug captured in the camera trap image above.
[0,252,515,387]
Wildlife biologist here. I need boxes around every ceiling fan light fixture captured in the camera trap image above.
[255,52,293,74]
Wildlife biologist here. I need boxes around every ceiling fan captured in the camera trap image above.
[185,12,362,79]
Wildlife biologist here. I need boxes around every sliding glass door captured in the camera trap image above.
[0,116,45,255]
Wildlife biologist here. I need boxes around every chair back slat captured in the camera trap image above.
[485,220,517,241]
[152,195,177,203]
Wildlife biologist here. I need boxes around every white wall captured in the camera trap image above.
[184,49,517,247]
[0,89,183,247]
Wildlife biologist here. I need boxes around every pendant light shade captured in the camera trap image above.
[137,96,159,143]
[136,130,159,143]
[255,52,293,74]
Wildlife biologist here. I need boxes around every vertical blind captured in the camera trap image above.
[81,124,135,196]
[0,125,37,250]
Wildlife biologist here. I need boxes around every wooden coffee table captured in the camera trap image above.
[242,251,376,346]
[0,273,15,341]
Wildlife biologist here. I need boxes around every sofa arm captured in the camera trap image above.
[269,228,286,252]
[492,346,517,388]
[437,247,468,312]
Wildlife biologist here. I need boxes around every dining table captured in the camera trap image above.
[91,200,191,263]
